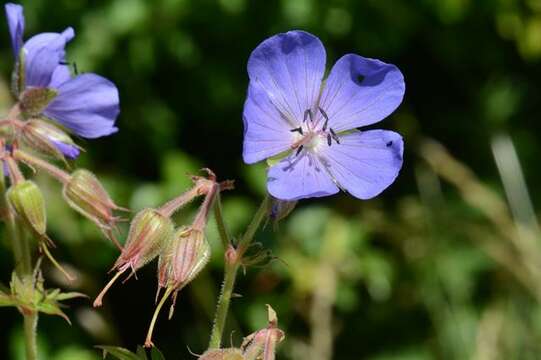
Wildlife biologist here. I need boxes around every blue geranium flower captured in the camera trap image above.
[5,3,119,158]
[242,30,405,201]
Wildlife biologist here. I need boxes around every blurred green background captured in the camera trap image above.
[2,0,541,359]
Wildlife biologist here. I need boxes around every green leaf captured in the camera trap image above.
[96,346,145,360]
[150,347,166,360]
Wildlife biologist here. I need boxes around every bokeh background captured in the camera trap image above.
[2,0,541,359]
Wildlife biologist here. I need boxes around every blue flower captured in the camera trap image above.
[5,3,119,157]
[242,30,405,200]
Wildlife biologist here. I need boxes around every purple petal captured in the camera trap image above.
[243,84,297,164]
[43,73,119,138]
[23,28,74,88]
[50,140,80,159]
[247,30,326,126]
[49,64,71,88]
[319,54,405,132]
[5,3,24,59]
[267,151,339,200]
[317,130,403,199]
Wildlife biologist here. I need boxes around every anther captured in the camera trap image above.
[296,145,304,156]
[330,128,340,144]
[303,109,313,123]
[327,134,332,146]
[290,127,303,135]
[319,107,329,131]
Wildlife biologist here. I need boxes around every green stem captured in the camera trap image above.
[213,192,231,248]
[208,195,270,349]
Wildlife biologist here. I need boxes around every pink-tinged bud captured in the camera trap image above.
[241,305,285,360]
[19,88,57,118]
[93,209,174,307]
[20,119,81,161]
[63,169,127,248]
[7,180,46,236]
[199,348,245,360]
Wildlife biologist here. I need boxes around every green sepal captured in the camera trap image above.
[20,87,58,118]
[7,180,47,236]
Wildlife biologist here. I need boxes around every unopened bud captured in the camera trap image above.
[94,209,174,307]
[19,88,58,117]
[21,119,81,160]
[7,180,46,236]
[158,227,210,305]
[116,208,174,273]
[63,169,126,247]
[241,305,285,360]
[199,349,244,360]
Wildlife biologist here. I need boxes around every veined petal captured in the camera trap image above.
[267,151,338,200]
[317,130,403,199]
[43,74,119,138]
[247,30,326,126]
[243,84,296,164]
[5,3,24,59]
[319,54,405,132]
[49,64,71,88]
[23,28,74,87]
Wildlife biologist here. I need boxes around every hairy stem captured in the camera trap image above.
[208,195,270,349]
[213,192,231,248]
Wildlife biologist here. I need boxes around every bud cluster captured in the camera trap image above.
[91,169,233,348]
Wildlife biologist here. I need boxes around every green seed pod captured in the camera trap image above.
[114,209,174,272]
[6,180,47,236]
[63,169,121,231]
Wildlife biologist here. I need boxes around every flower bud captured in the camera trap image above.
[6,180,46,236]
[94,208,174,307]
[63,169,126,247]
[19,88,58,118]
[158,226,211,292]
[115,208,174,273]
[199,349,244,360]
[241,305,284,360]
[21,119,81,160]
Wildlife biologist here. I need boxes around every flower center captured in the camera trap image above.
[289,107,340,156]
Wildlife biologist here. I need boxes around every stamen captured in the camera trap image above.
[330,128,340,144]
[327,134,332,146]
[319,107,329,131]
[290,127,303,135]
[303,109,313,123]
[296,145,304,156]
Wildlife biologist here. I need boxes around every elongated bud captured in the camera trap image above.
[94,209,174,307]
[199,349,245,360]
[21,119,81,160]
[63,169,126,247]
[7,180,46,236]
[242,305,285,360]
[19,88,58,118]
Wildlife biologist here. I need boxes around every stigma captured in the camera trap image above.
[289,107,339,156]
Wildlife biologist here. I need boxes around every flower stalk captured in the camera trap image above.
[208,194,271,349]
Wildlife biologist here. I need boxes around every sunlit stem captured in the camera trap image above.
[40,243,74,281]
[93,268,127,307]
[158,186,200,217]
[208,195,271,349]
[13,149,71,183]
[145,286,174,348]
